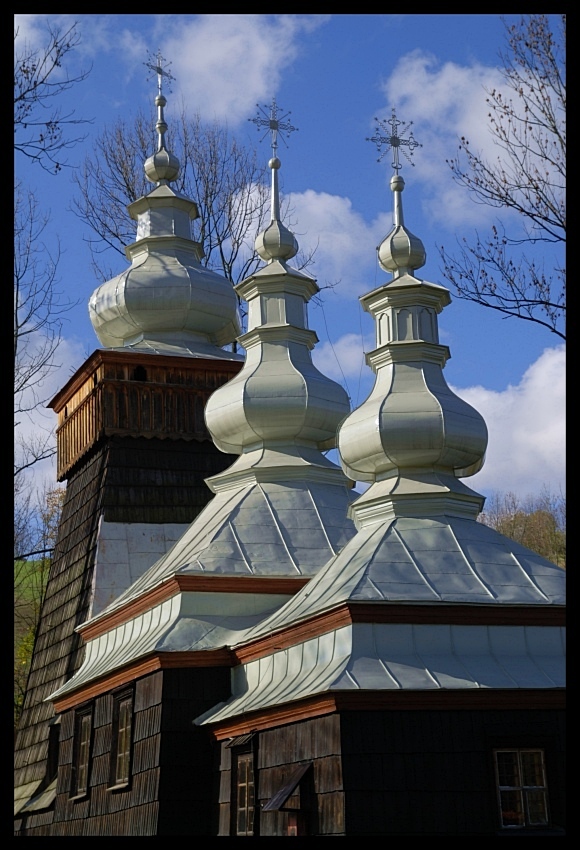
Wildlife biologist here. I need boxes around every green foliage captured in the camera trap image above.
[14,488,64,729]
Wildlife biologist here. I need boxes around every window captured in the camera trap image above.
[71,707,92,798]
[494,749,549,828]
[235,752,255,836]
[110,690,133,788]
[226,734,258,836]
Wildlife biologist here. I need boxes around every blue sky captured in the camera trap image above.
[15,14,565,501]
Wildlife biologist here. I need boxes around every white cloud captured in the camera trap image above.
[379,50,517,231]
[313,331,365,379]
[288,190,390,296]
[154,15,330,125]
[453,345,565,499]
[15,335,87,494]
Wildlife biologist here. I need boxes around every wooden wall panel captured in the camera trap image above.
[340,709,565,835]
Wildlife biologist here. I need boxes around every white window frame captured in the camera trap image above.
[494,748,549,828]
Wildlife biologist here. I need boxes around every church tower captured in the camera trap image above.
[14,53,244,828]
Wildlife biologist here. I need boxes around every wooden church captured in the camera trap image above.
[14,63,565,836]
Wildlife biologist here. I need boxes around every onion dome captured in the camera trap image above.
[338,111,488,525]
[88,51,241,359]
[378,174,426,274]
[205,99,351,487]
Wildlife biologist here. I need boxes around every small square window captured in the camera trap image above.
[71,708,92,798]
[494,749,549,828]
[109,690,133,789]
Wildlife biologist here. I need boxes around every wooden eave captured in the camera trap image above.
[232,601,567,664]
[52,648,235,712]
[48,348,242,413]
[78,574,310,641]
[207,688,566,740]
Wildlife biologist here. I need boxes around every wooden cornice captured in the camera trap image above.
[233,602,566,664]
[207,688,566,739]
[209,695,340,739]
[78,574,309,641]
[49,347,242,412]
[52,648,235,713]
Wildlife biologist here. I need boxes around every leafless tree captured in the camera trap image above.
[14,19,89,479]
[14,19,91,173]
[14,21,88,700]
[72,108,317,335]
[72,110,271,286]
[440,15,565,339]
[13,181,74,477]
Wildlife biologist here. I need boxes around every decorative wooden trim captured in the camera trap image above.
[207,688,565,739]
[332,688,566,712]
[347,602,566,627]
[52,649,235,712]
[234,606,353,663]
[79,575,309,641]
[49,348,242,412]
[175,575,309,595]
[209,695,340,739]
[234,602,566,664]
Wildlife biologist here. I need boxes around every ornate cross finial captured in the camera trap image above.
[367,108,422,172]
[249,97,298,156]
[144,49,175,96]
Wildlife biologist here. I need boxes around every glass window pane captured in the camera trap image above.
[236,753,254,836]
[495,749,549,829]
[521,751,544,786]
[114,697,132,784]
[237,809,246,834]
[526,790,548,825]
[76,713,91,794]
[500,790,524,826]
[496,750,520,786]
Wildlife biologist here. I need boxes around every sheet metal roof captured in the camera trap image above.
[89,478,356,621]
[238,514,565,645]
[49,590,292,701]
[195,622,566,725]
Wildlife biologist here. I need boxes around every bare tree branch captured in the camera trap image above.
[440,15,565,338]
[14,20,92,173]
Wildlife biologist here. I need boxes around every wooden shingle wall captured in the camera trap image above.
[14,446,108,835]
[100,436,236,524]
[15,432,234,834]
[33,668,230,836]
[50,674,162,835]
[217,714,345,836]
[157,668,231,835]
[340,709,566,835]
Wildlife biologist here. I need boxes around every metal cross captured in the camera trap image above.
[367,108,421,172]
[249,98,298,156]
[144,49,176,96]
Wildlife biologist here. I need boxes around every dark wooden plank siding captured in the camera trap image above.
[216,715,344,836]
[14,444,109,822]
[340,708,566,835]
[15,427,233,833]
[156,667,231,836]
